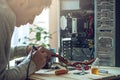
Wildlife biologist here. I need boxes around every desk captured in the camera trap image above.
[29,66,120,80]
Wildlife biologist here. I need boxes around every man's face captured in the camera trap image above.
[7,0,51,26]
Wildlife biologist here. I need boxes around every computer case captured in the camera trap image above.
[95,0,120,67]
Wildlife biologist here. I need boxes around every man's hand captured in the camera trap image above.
[31,46,51,70]
[26,46,44,55]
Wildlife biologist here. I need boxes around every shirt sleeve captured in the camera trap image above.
[5,59,37,80]
[0,6,37,80]
[10,46,27,60]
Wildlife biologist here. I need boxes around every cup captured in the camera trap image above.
[49,48,56,62]
[43,48,56,69]
[91,67,99,75]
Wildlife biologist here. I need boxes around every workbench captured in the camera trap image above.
[29,66,120,80]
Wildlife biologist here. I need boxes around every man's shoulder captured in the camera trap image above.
[0,5,15,17]
[0,5,16,26]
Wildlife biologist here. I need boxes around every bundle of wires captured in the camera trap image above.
[25,46,38,80]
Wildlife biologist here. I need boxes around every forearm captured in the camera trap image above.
[10,46,27,60]
[1,59,36,80]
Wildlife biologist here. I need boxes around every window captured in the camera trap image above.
[11,9,49,47]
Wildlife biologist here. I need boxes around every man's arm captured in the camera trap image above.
[10,46,28,60]
[0,8,36,80]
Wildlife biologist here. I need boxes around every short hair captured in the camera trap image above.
[42,0,52,8]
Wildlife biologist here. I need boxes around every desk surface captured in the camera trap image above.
[30,66,120,80]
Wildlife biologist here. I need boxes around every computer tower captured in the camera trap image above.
[58,0,120,67]
[95,0,120,67]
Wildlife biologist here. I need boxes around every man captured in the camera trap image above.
[0,0,52,80]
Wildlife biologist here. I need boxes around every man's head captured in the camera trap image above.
[7,0,52,26]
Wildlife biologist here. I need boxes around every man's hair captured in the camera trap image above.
[42,0,52,8]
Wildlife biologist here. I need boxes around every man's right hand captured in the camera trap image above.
[31,47,49,70]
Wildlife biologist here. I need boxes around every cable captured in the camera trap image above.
[25,46,38,80]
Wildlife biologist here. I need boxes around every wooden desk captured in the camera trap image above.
[29,66,120,80]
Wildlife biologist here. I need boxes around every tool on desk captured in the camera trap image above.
[55,69,68,75]
[73,64,89,75]
[99,70,108,74]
